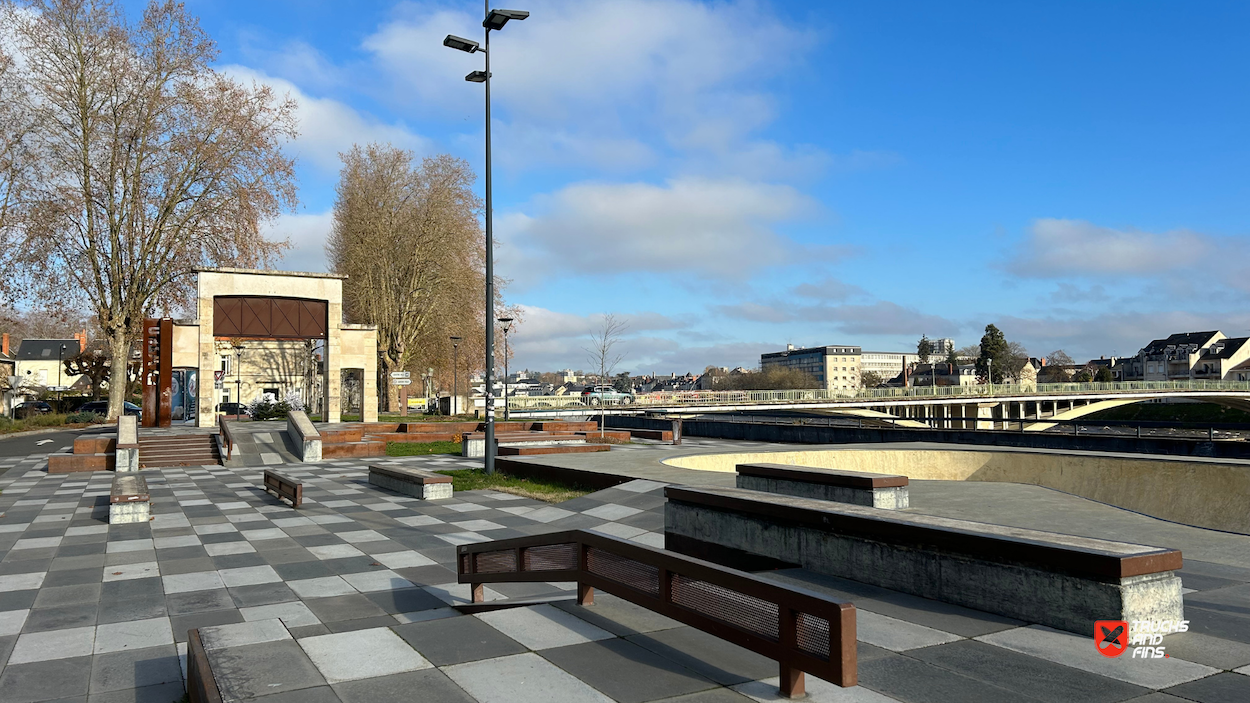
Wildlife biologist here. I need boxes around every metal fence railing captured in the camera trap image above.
[505,380,1250,411]
[457,529,857,698]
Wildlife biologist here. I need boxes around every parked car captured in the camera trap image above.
[581,385,634,405]
[14,401,53,419]
[216,402,250,417]
[77,400,141,417]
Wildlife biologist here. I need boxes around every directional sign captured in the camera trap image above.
[390,371,411,379]
[392,378,412,386]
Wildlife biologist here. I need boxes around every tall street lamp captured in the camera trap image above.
[498,317,514,420]
[235,345,246,418]
[445,6,528,475]
[58,343,66,411]
[450,336,462,417]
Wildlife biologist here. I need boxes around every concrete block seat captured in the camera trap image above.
[461,431,587,458]
[736,462,909,509]
[110,473,150,524]
[498,444,610,456]
[665,485,1184,635]
[368,464,453,500]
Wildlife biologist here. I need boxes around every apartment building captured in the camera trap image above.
[761,344,861,391]
[1119,331,1250,382]
[860,350,920,380]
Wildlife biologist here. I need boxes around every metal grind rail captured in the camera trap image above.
[457,529,857,697]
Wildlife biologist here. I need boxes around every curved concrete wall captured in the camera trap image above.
[664,448,1250,535]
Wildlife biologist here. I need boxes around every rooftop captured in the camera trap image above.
[14,338,81,361]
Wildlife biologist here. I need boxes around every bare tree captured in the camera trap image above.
[583,313,627,436]
[0,0,297,419]
[329,145,507,413]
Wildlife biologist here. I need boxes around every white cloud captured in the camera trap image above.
[221,65,429,173]
[501,177,823,283]
[1009,218,1214,277]
[266,210,333,273]
[362,0,823,177]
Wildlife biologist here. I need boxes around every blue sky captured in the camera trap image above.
[165,0,1250,373]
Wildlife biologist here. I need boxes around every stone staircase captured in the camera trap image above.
[138,434,221,468]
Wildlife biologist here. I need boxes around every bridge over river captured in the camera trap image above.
[504,380,1250,431]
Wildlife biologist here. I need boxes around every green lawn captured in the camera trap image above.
[434,468,592,503]
[385,440,463,457]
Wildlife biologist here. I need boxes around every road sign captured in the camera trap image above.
[214,370,225,381]
[392,378,412,386]
[390,371,411,379]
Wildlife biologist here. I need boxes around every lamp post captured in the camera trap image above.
[450,336,462,416]
[498,317,514,420]
[235,345,246,418]
[445,6,528,474]
[58,344,66,411]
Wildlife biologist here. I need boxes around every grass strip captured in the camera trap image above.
[434,468,592,503]
[385,441,463,457]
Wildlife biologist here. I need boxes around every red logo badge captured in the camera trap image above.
[1095,620,1128,657]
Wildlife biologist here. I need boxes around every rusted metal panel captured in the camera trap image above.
[213,297,328,339]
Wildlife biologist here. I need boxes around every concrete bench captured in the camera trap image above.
[462,431,585,458]
[110,473,150,524]
[263,469,303,508]
[286,410,322,462]
[368,464,453,500]
[736,463,909,509]
[665,485,1183,634]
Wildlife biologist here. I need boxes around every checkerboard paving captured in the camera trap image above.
[1,448,1249,702]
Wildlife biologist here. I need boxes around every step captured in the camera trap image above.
[320,429,364,443]
[74,436,116,454]
[48,453,113,473]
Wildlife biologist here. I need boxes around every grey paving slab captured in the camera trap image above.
[906,639,1148,702]
[858,654,1025,703]
[475,603,615,650]
[332,667,475,703]
[1162,672,1250,703]
[541,637,718,703]
[208,639,326,701]
[87,644,182,693]
[626,626,777,686]
[393,614,526,665]
[1160,632,1250,671]
[0,655,93,702]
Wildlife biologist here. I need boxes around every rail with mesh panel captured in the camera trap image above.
[457,529,856,698]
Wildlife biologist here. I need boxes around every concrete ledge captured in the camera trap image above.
[736,463,909,509]
[665,485,1183,634]
[47,453,113,473]
[110,473,150,524]
[368,464,453,500]
[115,416,139,473]
[286,410,322,462]
[462,432,585,458]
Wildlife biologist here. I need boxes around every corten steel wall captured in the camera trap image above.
[604,415,1250,459]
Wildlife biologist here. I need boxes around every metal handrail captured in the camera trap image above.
[217,415,236,461]
[506,379,1250,410]
[457,529,856,697]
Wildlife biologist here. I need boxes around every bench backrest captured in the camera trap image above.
[263,470,302,507]
[110,473,149,503]
[737,463,907,489]
[457,528,856,688]
[667,486,1181,580]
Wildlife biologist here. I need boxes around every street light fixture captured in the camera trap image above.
[498,317,514,420]
[444,6,528,475]
[450,336,462,417]
[235,345,246,419]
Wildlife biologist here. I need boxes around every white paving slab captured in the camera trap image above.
[856,610,963,652]
[103,562,159,582]
[424,582,505,606]
[94,617,174,654]
[204,541,257,556]
[162,571,225,594]
[218,565,282,587]
[583,504,644,521]
[289,576,358,598]
[0,608,29,636]
[341,569,414,593]
[9,625,96,664]
[0,571,45,592]
[307,544,365,560]
[474,603,614,650]
[299,627,430,683]
[446,652,615,703]
[373,550,436,569]
[977,625,1219,689]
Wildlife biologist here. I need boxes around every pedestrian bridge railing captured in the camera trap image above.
[506,380,1250,411]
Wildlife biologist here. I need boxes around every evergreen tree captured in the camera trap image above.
[976,324,1010,383]
[917,335,933,364]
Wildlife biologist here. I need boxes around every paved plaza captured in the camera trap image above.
[0,437,1248,702]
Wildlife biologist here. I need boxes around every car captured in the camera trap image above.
[216,402,250,417]
[14,401,53,419]
[77,400,141,416]
[581,385,634,405]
